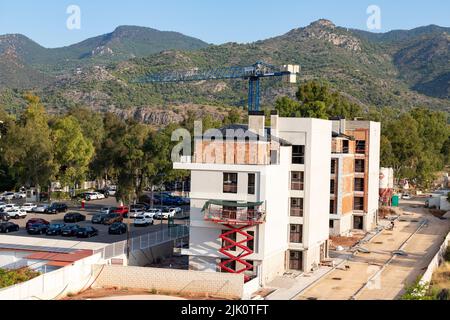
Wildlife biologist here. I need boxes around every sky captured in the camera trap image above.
[0,0,449,48]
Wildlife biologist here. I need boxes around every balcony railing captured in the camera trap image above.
[223,184,238,193]
[205,208,266,225]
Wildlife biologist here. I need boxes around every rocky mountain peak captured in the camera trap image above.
[308,19,336,29]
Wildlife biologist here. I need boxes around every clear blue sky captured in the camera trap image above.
[0,0,449,48]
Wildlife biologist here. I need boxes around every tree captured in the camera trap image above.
[276,80,363,120]
[52,116,94,188]
[2,94,56,194]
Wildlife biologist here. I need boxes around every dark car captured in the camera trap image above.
[130,204,148,211]
[108,222,127,235]
[64,212,86,223]
[46,224,66,236]
[0,222,19,233]
[0,212,10,222]
[26,218,50,230]
[27,223,49,235]
[46,203,68,214]
[91,213,108,224]
[76,226,98,238]
[103,213,123,225]
[61,225,81,237]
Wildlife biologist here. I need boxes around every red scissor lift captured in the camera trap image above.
[202,200,266,282]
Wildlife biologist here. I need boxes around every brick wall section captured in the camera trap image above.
[92,265,244,299]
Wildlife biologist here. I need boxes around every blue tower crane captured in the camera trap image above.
[135,61,299,112]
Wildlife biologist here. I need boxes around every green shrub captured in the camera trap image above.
[0,268,41,289]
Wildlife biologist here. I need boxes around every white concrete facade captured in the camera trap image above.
[174,113,332,286]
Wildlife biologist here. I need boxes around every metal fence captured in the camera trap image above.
[94,225,189,260]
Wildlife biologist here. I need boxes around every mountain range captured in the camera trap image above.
[0,20,448,124]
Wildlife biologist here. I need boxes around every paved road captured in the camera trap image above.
[1,197,189,244]
[295,199,450,300]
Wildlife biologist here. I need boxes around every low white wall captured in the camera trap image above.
[92,265,244,299]
[242,277,261,300]
[419,232,450,286]
[0,253,102,300]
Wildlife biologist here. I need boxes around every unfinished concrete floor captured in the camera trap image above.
[296,203,450,300]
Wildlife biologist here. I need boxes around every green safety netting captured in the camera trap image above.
[201,200,264,212]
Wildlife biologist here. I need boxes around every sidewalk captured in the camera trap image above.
[265,257,345,300]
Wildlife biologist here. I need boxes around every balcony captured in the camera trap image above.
[202,200,266,226]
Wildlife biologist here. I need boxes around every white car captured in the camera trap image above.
[1,192,15,201]
[156,207,177,219]
[402,194,412,200]
[33,204,49,213]
[1,204,20,212]
[129,209,145,219]
[0,202,6,210]
[7,209,27,219]
[170,207,182,214]
[134,214,154,227]
[14,192,26,199]
[21,203,37,212]
[144,208,162,219]
[85,192,99,201]
[100,207,114,214]
[93,192,105,200]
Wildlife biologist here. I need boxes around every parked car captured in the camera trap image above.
[84,192,104,201]
[108,222,127,235]
[0,192,16,201]
[170,207,182,214]
[103,213,123,225]
[76,227,98,238]
[0,222,20,233]
[144,208,162,219]
[27,223,49,235]
[21,203,37,213]
[33,204,49,213]
[155,207,177,219]
[46,203,68,214]
[61,225,81,237]
[26,218,50,230]
[402,194,412,200]
[134,214,154,227]
[14,192,26,199]
[92,213,108,224]
[1,204,20,212]
[129,208,145,219]
[112,206,129,217]
[0,212,10,222]
[46,223,66,236]
[64,212,86,223]
[100,207,114,214]
[7,209,27,219]
[0,202,6,210]
[130,204,148,211]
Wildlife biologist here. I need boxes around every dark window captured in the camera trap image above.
[331,159,337,174]
[356,140,366,154]
[329,220,334,228]
[290,224,303,243]
[289,251,303,271]
[221,230,236,251]
[354,197,364,211]
[290,198,303,217]
[354,178,365,192]
[354,216,364,230]
[247,231,255,252]
[343,140,349,154]
[248,174,256,195]
[291,172,304,191]
[355,159,365,173]
[330,179,336,195]
[223,173,238,193]
[292,145,305,164]
[221,259,236,272]
[330,199,335,214]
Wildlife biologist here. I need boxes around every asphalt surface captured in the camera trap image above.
[0,196,189,244]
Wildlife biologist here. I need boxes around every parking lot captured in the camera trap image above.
[1,196,190,244]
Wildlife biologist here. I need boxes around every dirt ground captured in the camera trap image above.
[296,202,450,300]
[63,287,230,300]
[329,235,364,249]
